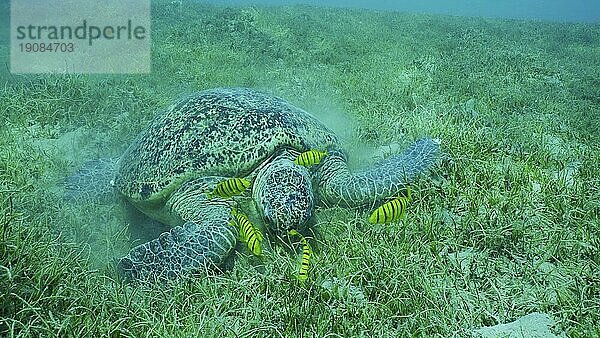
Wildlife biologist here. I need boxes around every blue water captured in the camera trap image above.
[202,0,600,23]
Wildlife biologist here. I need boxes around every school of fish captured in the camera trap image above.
[210,151,411,284]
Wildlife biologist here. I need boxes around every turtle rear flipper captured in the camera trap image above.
[64,158,118,204]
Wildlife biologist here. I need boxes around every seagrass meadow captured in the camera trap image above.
[1,0,599,336]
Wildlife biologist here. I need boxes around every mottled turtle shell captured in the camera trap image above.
[114,87,339,205]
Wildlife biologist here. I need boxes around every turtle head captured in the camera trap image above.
[253,156,314,236]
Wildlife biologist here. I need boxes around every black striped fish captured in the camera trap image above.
[294,150,328,166]
[231,210,263,256]
[369,186,412,224]
[289,229,311,284]
[208,178,250,199]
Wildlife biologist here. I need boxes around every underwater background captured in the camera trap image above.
[206,0,600,23]
[1,0,599,337]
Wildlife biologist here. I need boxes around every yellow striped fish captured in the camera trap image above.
[369,186,412,224]
[294,150,328,166]
[289,229,311,284]
[231,210,263,256]
[208,178,250,199]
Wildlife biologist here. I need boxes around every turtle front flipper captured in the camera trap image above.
[118,201,237,281]
[317,138,440,207]
[118,179,238,281]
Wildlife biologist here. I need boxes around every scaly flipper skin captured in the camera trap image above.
[316,138,440,207]
[63,158,118,204]
[118,178,237,281]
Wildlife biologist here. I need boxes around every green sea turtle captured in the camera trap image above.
[65,87,439,281]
